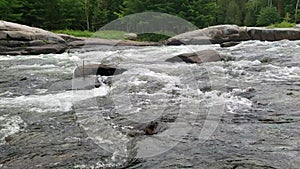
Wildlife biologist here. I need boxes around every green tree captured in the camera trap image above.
[83,0,123,31]
[257,7,281,26]
[19,0,61,29]
[120,0,217,28]
[0,0,23,22]
[58,0,86,30]
[216,0,247,25]
[244,0,268,26]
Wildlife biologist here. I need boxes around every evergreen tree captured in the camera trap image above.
[0,0,23,22]
[1,0,299,30]
[257,7,281,26]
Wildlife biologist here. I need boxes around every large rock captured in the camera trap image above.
[0,20,67,55]
[123,33,138,40]
[247,27,300,41]
[167,25,250,45]
[73,64,127,77]
[220,41,240,48]
[167,25,300,46]
[57,33,85,42]
[166,50,221,64]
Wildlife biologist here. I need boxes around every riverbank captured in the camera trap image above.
[1,20,300,55]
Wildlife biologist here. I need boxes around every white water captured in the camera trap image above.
[1,40,300,168]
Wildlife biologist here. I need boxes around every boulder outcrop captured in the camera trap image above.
[0,20,67,55]
[167,25,300,46]
[2,20,300,55]
[247,27,300,41]
[167,25,250,45]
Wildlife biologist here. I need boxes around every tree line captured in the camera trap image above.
[0,0,300,31]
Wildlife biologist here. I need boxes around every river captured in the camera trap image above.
[0,40,299,168]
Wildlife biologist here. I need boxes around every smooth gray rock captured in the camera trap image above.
[0,44,66,55]
[220,41,240,47]
[0,20,67,55]
[166,50,221,64]
[24,44,67,55]
[0,31,7,39]
[167,25,300,45]
[167,25,250,45]
[247,27,300,41]
[0,21,65,42]
[0,40,46,47]
[69,38,160,49]
[123,33,138,40]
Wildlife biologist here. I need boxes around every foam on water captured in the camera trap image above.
[0,115,26,145]
[261,65,300,81]
[8,64,58,70]
[203,89,253,114]
[0,52,73,61]
[71,44,219,66]
[0,86,110,112]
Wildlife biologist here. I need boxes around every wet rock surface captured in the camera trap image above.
[73,64,127,77]
[166,50,221,64]
[0,41,300,168]
[221,41,240,48]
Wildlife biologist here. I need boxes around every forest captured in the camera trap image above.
[1,0,300,31]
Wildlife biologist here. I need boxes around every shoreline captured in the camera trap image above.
[1,20,300,55]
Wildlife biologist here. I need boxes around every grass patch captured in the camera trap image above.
[53,30,94,37]
[268,21,296,28]
[92,30,128,39]
[53,30,171,41]
[53,30,128,39]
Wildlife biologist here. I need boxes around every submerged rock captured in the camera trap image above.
[166,50,221,64]
[73,64,127,77]
[220,41,240,47]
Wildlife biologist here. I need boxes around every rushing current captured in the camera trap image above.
[0,40,300,169]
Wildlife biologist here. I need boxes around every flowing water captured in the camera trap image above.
[0,40,300,168]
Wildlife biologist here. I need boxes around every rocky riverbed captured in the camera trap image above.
[0,40,299,168]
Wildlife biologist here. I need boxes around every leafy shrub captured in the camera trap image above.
[53,30,128,39]
[53,30,94,37]
[268,13,296,28]
[136,33,170,42]
[268,21,296,28]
